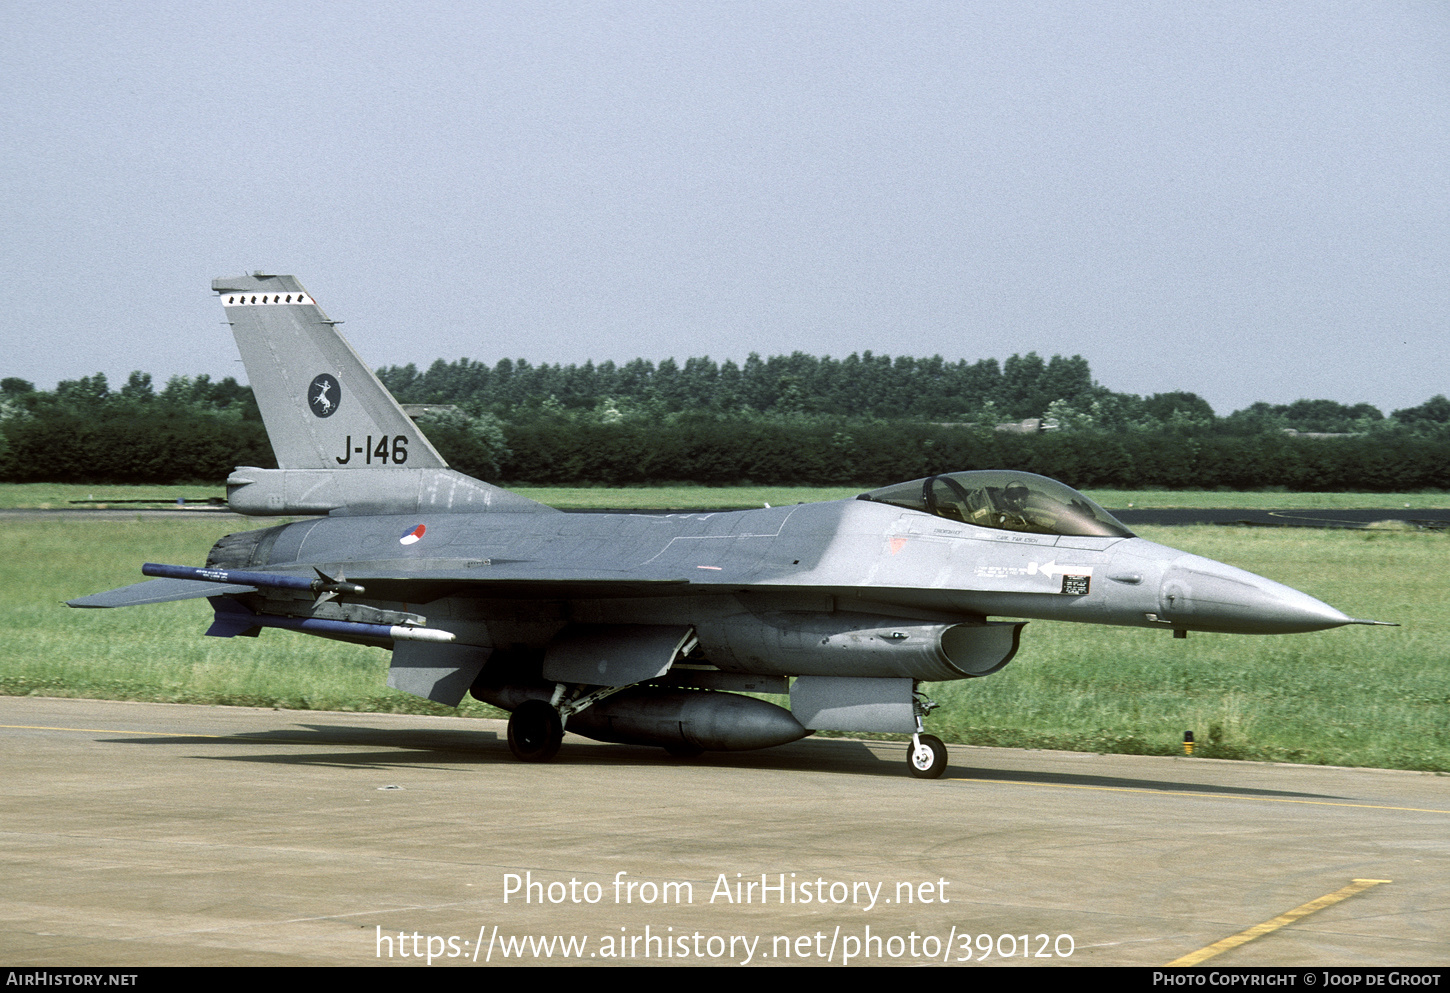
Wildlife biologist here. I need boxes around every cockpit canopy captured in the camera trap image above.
[858,470,1134,538]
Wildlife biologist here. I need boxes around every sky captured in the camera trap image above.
[2,1,1446,417]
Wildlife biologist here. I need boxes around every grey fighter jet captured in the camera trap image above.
[69,274,1388,778]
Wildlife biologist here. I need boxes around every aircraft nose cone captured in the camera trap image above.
[1158,555,1352,634]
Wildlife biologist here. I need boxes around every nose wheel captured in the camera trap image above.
[907,685,946,778]
[908,733,947,779]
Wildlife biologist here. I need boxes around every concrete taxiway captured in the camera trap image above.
[1,696,1446,967]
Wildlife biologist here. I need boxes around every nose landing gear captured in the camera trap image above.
[907,687,947,778]
[908,733,947,778]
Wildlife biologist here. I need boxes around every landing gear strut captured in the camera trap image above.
[507,700,563,762]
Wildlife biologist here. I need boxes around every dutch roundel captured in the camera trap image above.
[399,524,426,545]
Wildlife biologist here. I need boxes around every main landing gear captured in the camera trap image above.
[505,683,623,763]
[507,700,563,762]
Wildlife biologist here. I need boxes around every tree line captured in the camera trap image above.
[376,351,1100,421]
[2,358,1447,490]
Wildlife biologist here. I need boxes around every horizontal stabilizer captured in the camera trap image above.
[67,578,257,608]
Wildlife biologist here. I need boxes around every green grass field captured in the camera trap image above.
[2,482,1446,511]
[3,513,1444,771]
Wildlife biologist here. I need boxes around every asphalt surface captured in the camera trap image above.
[2,697,1446,967]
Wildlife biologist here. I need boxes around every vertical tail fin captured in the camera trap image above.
[215,273,553,516]
[214,273,447,471]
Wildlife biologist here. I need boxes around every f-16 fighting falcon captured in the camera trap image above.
[69,275,1389,777]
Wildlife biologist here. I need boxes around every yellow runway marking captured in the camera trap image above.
[1166,879,1392,967]
[947,776,1450,815]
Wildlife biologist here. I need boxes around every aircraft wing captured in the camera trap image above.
[67,578,259,608]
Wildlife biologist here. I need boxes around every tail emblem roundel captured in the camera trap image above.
[308,374,341,418]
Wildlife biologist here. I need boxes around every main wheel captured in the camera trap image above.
[508,700,564,762]
[907,734,947,779]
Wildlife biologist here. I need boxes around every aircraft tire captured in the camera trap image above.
[508,700,563,762]
[908,734,947,779]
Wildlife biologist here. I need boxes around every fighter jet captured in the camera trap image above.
[68,274,1388,777]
